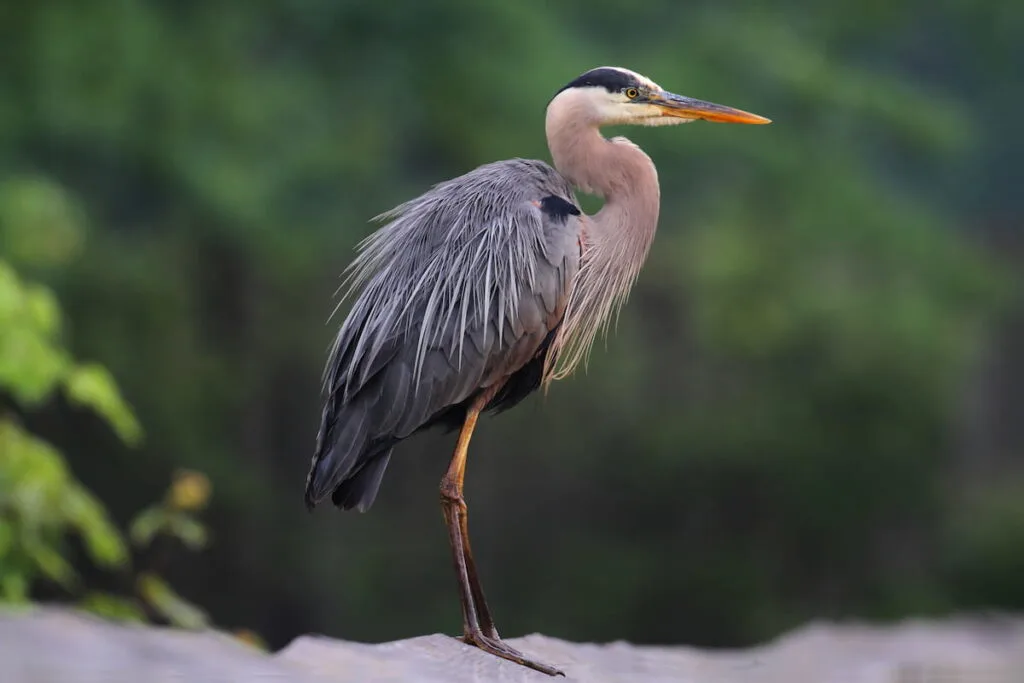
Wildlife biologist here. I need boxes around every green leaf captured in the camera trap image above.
[130,506,209,551]
[22,285,62,337]
[0,262,70,405]
[80,593,146,623]
[22,537,76,589]
[137,573,209,630]
[62,489,129,568]
[0,326,70,407]
[128,507,168,549]
[0,573,28,603]
[0,418,129,593]
[166,514,208,550]
[64,363,143,446]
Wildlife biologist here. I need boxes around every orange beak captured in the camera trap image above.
[650,90,771,124]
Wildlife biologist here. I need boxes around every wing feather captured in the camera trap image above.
[305,159,581,511]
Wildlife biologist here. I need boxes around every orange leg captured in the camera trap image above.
[439,391,563,677]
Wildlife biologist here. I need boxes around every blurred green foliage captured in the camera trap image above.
[0,0,1022,650]
[0,195,212,626]
[0,246,136,602]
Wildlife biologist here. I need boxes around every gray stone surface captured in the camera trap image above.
[1,607,1022,682]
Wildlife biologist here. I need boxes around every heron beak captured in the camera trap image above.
[650,91,771,124]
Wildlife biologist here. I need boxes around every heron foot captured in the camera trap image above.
[459,631,564,677]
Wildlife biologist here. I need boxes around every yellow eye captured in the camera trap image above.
[625,88,639,99]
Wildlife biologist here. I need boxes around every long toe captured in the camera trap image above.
[463,632,564,677]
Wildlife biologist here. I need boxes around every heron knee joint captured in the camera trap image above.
[439,478,466,506]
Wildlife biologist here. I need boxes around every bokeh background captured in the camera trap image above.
[2,0,1023,653]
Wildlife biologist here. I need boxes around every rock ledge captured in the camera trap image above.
[2,607,1022,682]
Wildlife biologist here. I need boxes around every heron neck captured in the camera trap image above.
[547,119,661,271]
[547,116,660,224]
[542,114,661,382]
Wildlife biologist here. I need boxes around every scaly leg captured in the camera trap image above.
[439,391,564,677]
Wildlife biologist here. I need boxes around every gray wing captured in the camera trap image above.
[305,158,581,511]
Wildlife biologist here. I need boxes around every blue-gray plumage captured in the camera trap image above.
[304,66,769,676]
[307,159,580,511]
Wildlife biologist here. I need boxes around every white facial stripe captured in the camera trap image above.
[578,89,687,125]
[558,69,685,127]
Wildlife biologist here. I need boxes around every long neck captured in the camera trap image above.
[546,109,661,224]
[543,96,661,381]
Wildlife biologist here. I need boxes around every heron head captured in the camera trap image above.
[553,66,770,127]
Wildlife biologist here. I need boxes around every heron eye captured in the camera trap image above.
[625,88,639,100]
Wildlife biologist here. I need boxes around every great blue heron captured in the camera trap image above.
[305,66,769,675]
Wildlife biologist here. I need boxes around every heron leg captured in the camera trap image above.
[439,391,564,677]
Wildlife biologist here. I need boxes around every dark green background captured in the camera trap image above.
[2,0,1023,649]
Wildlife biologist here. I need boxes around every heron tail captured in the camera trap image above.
[304,393,400,512]
[330,449,393,512]
[304,402,372,509]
